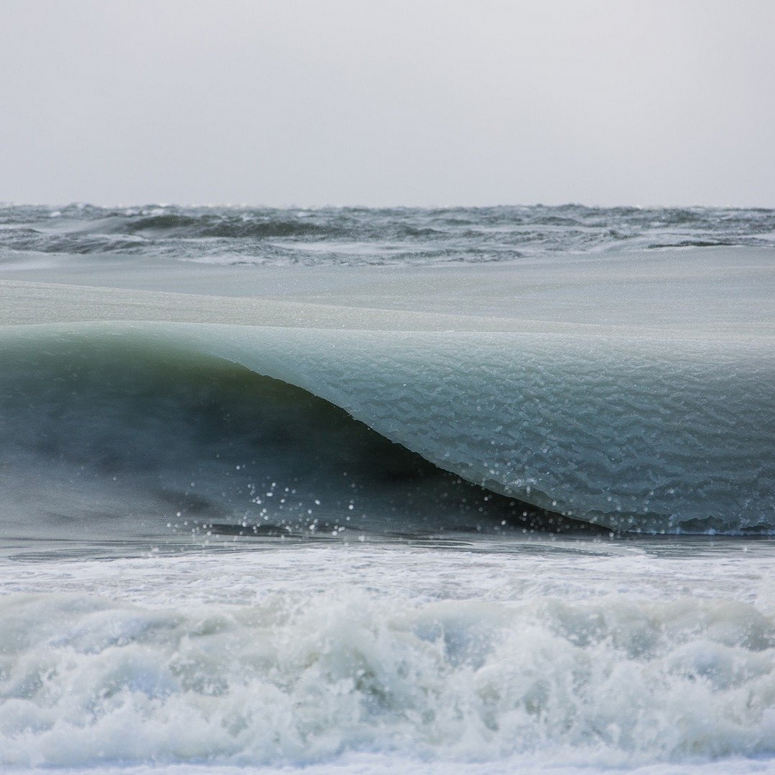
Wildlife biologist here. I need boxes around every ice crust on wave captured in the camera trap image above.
[1,245,773,534]
[1,321,773,533]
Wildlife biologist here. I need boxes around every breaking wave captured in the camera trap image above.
[0,322,773,537]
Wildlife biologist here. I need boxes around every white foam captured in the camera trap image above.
[1,542,774,770]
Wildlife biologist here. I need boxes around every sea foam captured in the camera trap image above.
[2,578,774,768]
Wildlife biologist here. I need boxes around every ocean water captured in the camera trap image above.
[1,204,774,774]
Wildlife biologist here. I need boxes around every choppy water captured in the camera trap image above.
[1,204,774,773]
[2,202,775,265]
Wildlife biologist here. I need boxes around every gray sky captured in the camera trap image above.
[2,0,774,207]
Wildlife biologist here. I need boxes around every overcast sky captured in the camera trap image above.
[2,0,774,207]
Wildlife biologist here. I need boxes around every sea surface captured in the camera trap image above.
[1,204,774,774]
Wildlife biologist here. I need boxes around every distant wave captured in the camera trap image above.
[1,203,774,265]
[112,212,333,239]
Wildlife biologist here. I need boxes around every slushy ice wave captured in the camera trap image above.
[2,206,773,534]
[2,577,774,767]
[0,320,773,535]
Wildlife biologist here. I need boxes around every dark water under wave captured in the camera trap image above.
[2,203,775,265]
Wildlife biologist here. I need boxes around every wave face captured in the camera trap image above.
[0,322,773,536]
[2,203,775,265]
[0,329,578,544]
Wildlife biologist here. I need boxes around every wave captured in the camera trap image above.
[2,204,775,265]
[1,321,773,535]
[110,212,332,239]
[0,329,584,543]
